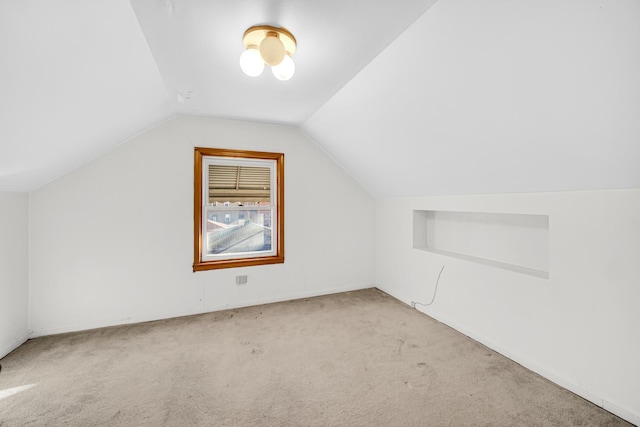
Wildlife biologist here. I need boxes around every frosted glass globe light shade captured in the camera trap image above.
[272,55,295,81]
[259,34,285,66]
[240,48,264,77]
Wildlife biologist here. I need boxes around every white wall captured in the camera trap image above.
[0,192,29,358]
[376,189,640,424]
[28,115,375,336]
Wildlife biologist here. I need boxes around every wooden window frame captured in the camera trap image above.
[193,147,284,271]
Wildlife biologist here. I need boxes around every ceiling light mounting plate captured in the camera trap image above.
[243,25,297,56]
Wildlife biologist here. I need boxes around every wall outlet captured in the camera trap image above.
[235,275,248,285]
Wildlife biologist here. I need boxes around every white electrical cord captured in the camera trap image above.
[411,265,445,308]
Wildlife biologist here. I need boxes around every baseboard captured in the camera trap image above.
[204,283,374,313]
[603,400,640,427]
[375,284,640,427]
[28,283,375,339]
[0,331,29,359]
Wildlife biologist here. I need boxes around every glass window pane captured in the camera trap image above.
[205,209,273,255]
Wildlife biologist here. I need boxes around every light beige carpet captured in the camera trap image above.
[0,289,631,426]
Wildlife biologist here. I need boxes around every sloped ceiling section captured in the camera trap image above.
[130,0,438,125]
[302,0,640,197]
[0,0,172,192]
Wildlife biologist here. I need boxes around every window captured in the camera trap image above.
[193,147,284,271]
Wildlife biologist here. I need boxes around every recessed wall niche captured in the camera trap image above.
[413,210,549,279]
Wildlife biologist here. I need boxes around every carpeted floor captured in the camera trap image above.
[0,289,632,426]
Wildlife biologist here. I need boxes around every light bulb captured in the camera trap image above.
[271,55,295,81]
[259,34,285,66]
[239,48,264,77]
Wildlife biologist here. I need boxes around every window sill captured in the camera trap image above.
[193,255,284,271]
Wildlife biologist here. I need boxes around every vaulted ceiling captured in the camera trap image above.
[130,0,437,124]
[303,0,640,196]
[2,0,639,195]
[1,1,172,191]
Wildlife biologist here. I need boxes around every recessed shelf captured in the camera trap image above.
[419,247,549,279]
[413,210,549,279]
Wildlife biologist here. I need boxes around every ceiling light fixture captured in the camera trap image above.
[240,25,297,81]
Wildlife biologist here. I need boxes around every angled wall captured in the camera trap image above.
[0,192,29,358]
[304,0,640,196]
[28,115,375,336]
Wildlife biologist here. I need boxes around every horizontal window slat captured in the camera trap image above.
[209,165,271,192]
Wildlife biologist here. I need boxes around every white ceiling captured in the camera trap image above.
[2,0,639,195]
[130,0,437,124]
[0,0,172,192]
[0,0,437,191]
[303,0,640,196]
